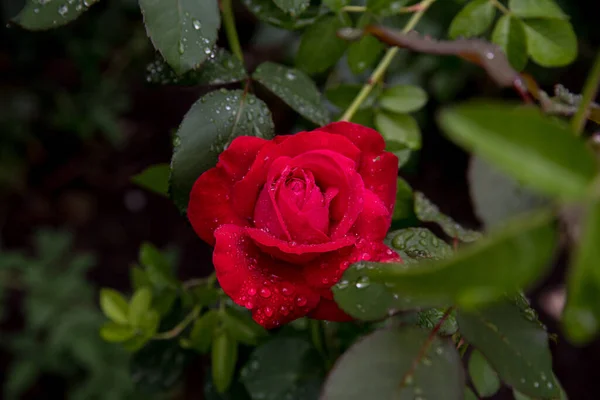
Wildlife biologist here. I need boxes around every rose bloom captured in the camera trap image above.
[188,122,401,328]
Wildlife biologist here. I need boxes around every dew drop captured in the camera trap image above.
[247,287,257,296]
[281,285,294,296]
[264,306,273,317]
[533,382,540,388]
[245,301,254,309]
[296,296,307,306]
[355,276,370,289]
[178,41,185,54]
[192,19,201,30]
[260,287,271,298]
[58,4,68,16]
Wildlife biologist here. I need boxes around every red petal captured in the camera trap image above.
[246,228,355,264]
[351,189,391,242]
[358,151,398,214]
[303,240,401,297]
[217,136,269,181]
[309,299,354,322]
[213,224,320,329]
[318,121,385,153]
[187,168,247,246]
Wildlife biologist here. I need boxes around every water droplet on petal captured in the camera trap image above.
[245,301,254,309]
[296,296,307,307]
[260,287,271,298]
[247,287,257,296]
[264,306,273,317]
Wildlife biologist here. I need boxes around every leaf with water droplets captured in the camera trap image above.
[14,0,98,30]
[139,0,220,74]
[415,192,482,242]
[361,209,557,309]
[563,200,600,344]
[241,0,325,30]
[240,337,323,400]
[457,298,560,398]
[170,89,274,213]
[272,0,309,17]
[296,14,351,74]
[385,228,453,264]
[322,327,464,400]
[132,163,170,197]
[252,62,330,125]
[146,50,247,86]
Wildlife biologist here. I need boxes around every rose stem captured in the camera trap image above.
[339,0,437,122]
[571,50,600,136]
[221,0,244,62]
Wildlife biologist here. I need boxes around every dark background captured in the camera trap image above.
[0,0,598,398]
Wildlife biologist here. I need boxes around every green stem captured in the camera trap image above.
[341,5,366,12]
[309,320,331,369]
[571,50,600,136]
[489,0,511,15]
[339,0,436,122]
[221,0,244,62]
[153,305,201,340]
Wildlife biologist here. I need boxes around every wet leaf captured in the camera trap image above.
[438,102,596,200]
[524,19,577,67]
[491,15,528,71]
[449,0,496,39]
[139,0,220,74]
[457,299,560,398]
[241,0,324,30]
[240,337,323,400]
[252,62,329,125]
[132,163,170,196]
[322,327,464,400]
[272,0,309,17]
[296,14,351,74]
[417,308,458,336]
[385,228,453,264]
[146,50,247,86]
[469,350,501,397]
[415,192,482,242]
[170,89,274,213]
[14,0,97,31]
[379,84,428,114]
[347,14,385,75]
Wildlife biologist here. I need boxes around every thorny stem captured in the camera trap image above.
[489,0,511,15]
[399,306,455,388]
[153,305,201,340]
[221,0,244,62]
[339,0,436,122]
[571,51,600,136]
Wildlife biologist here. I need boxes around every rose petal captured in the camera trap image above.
[253,181,291,241]
[303,240,401,297]
[188,168,247,245]
[318,121,385,154]
[247,228,355,264]
[351,189,391,242]
[358,151,398,214]
[213,224,320,329]
[217,136,269,181]
[308,298,354,322]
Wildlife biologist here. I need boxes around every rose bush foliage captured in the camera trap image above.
[187,122,401,328]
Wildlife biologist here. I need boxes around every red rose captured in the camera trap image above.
[188,122,401,328]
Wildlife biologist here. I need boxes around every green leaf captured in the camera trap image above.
[296,14,351,74]
[361,210,557,308]
[252,62,330,125]
[222,308,267,346]
[392,177,414,222]
[146,49,247,86]
[240,337,324,400]
[100,322,136,342]
[130,339,192,392]
[414,192,482,242]
[523,19,577,67]
[469,350,501,397]
[457,299,560,398]
[139,0,220,74]
[508,0,568,19]
[129,288,154,328]
[323,0,348,12]
[491,15,528,71]
[13,0,97,31]
[3,360,38,400]
[448,0,496,39]
[272,0,309,16]
[379,84,428,114]
[563,200,600,344]
[100,289,130,324]
[464,387,478,400]
[322,327,464,400]
[438,102,597,200]
[191,286,222,307]
[468,156,549,230]
[189,310,219,353]
[131,266,152,291]
[375,112,422,150]
[325,84,380,110]
[385,228,453,264]
[212,330,238,394]
[132,164,170,196]
[347,14,385,75]
[139,243,179,289]
[170,89,274,213]
[367,0,410,16]
[241,0,324,30]
[417,308,458,336]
